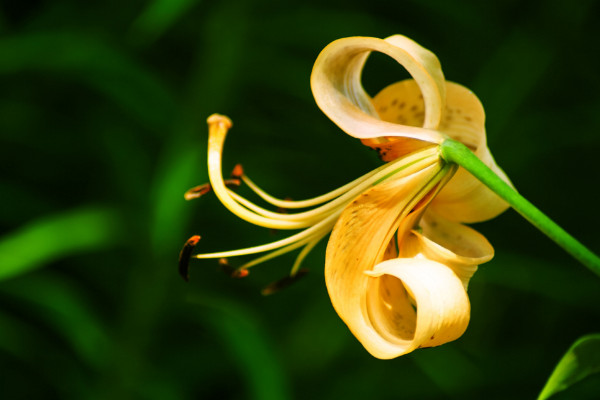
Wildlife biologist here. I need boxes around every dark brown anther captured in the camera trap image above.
[261,269,309,296]
[218,258,249,278]
[231,164,244,179]
[184,179,241,201]
[178,235,201,282]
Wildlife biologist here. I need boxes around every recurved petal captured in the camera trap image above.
[429,82,512,223]
[325,162,443,359]
[413,211,494,288]
[310,35,445,144]
[363,257,470,359]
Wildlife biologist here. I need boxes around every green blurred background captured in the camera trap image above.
[1,0,600,399]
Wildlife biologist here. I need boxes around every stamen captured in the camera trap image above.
[241,172,378,209]
[261,269,309,296]
[225,150,440,228]
[206,115,331,229]
[184,179,241,201]
[231,163,244,179]
[206,114,441,231]
[290,234,325,275]
[194,212,338,259]
[236,233,318,271]
[178,235,201,282]
[238,149,437,210]
[218,258,249,278]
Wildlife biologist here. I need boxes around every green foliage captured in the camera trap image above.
[1,0,599,399]
[538,334,600,400]
[0,207,120,280]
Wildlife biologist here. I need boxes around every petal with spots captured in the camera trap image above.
[413,212,494,288]
[325,162,445,359]
[430,83,513,223]
[363,257,470,359]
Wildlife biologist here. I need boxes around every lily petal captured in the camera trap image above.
[370,79,512,223]
[363,257,470,359]
[366,79,437,160]
[430,82,512,222]
[310,35,446,144]
[325,161,446,359]
[412,212,494,289]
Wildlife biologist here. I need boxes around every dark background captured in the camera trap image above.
[1,0,600,399]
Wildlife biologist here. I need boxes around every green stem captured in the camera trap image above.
[440,139,600,278]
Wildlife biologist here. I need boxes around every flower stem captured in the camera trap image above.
[440,138,600,278]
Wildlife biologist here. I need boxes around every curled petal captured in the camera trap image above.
[325,162,445,359]
[362,258,470,359]
[413,212,494,288]
[310,35,446,144]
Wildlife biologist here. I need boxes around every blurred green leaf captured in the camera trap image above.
[0,207,121,280]
[189,294,291,400]
[0,309,90,398]
[150,145,202,254]
[412,345,484,397]
[0,273,111,369]
[130,0,201,44]
[481,252,600,310]
[473,30,554,138]
[0,32,176,130]
[538,334,600,400]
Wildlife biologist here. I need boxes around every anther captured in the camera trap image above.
[218,258,249,278]
[261,269,309,296]
[184,179,241,200]
[178,235,201,282]
[184,184,211,200]
[231,164,244,179]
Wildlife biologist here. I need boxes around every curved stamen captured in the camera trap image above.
[290,233,326,276]
[241,169,380,209]
[227,152,437,225]
[206,114,441,230]
[193,211,338,259]
[207,115,303,229]
[235,233,319,272]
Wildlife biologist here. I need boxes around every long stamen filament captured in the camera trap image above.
[194,211,338,259]
[236,239,309,271]
[197,114,451,279]
[290,234,326,276]
[241,169,380,209]
[226,153,435,226]
[207,115,442,229]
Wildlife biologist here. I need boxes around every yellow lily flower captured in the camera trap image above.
[185,35,512,359]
